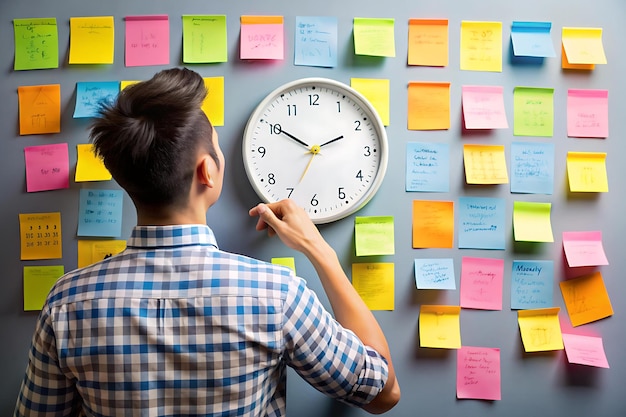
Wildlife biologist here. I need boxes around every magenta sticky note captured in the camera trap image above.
[460,257,504,310]
[567,89,609,138]
[24,143,70,192]
[457,346,501,400]
[562,231,609,267]
[125,15,170,67]
[240,16,284,60]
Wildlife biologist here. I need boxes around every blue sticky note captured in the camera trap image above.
[414,258,456,290]
[511,21,556,58]
[74,81,119,118]
[511,260,554,309]
[458,197,506,250]
[406,142,450,192]
[510,141,555,194]
[294,16,338,68]
[78,189,123,237]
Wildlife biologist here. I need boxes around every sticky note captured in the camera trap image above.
[412,200,454,249]
[13,18,59,70]
[75,144,111,182]
[511,260,554,310]
[414,258,456,290]
[352,263,394,311]
[24,143,70,192]
[562,27,607,66]
[23,266,64,311]
[510,142,555,194]
[18,84,61,135]
[406,142,450,192]
[69,16,115,64]
[202,77,225,126]
[458,196,506,250]
[351,78,390,126]
[510,21,556,58]
[562,231,608,267]
[408,19,448,67]
[560,272,613,326]
[77,189,124,237]
[19,212,62,260]
[182,15,227,63]
[460,21,502,72]
[408,82,451,130]
[562,333,609,368]
[77,240,127,268]
[120,80,140,90]
[271,257,296,273]
[125,15,170,67]
[457,347,501,400]
[513,201,554,242]
[517,308,564,352]
[513,87,554,137]
[463,144,509,184]
[460,257,504,310]
[567,89,609,138]
[355,216,395,256]
[294,16,338,67]
[566,152,608,192]
[419,305,461,349]
[74,81,119,118]
[353,17,395,57]
[240,16,284,60]
[462,86,508,129]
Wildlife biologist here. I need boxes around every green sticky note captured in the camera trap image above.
[513,201,554,242]
[355,216,395,256]
[513,87,554,137]
[182,15,228,63]
[271,257,296,273]
[353,18,396,57]
[14,18,59,70]
[23,266,64,311]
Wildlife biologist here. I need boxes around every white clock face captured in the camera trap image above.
[243,78,388,224]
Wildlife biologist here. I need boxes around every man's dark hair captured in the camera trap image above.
[90,68,219,209]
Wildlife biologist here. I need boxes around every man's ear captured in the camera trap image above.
[197,157,215,188]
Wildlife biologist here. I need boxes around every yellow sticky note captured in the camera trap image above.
[202,77,225,126]
[19,212,62,260]
[408,19,448,67]
[77,240,126,268]
[412,200,454,249]
[354,216,394,256]
[562,27,607,67]
[463,144,509,184]
[120,80,140,90]
[69,16,115,64]
[460,21,502,72]
[351,78,390,126]
[75,144,112,182]
[23,265,64,311]
[419,305,461,349]
[271,257,296,273]
[513,201,554,242]
[560,272,613,327]
[408,81,450,130]
[353,18,396,57]
[567,152,608,193]
[18,84,61,135]
[518,308,564,352]
[352,263,394,310]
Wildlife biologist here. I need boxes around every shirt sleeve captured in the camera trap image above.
[281,275,389,408]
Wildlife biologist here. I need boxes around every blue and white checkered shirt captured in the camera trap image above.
[15,225,388,417]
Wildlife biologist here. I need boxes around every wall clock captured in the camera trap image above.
[242,77,388,224]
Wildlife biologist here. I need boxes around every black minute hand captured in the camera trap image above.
[280,129,310,148]
[320,135,344,147]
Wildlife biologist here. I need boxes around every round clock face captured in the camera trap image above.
[242,78,388,224]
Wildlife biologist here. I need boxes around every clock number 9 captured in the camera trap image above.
[257,146,266,157]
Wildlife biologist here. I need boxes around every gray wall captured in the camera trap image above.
[1,0,624,416]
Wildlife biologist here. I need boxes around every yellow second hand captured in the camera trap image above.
[299,145,321,183]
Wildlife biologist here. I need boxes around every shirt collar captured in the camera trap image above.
[126,224,219,249]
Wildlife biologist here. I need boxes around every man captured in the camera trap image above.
[14,68,400,416]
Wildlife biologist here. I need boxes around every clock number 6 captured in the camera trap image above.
[310,194,319,207]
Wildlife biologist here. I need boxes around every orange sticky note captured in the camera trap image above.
[560,272,613,327]
[18,84,61,135]
[408,19,448,67]
[412,200,454,248]
[408,81,451,130]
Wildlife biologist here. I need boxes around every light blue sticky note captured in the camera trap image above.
[511,21,556,58]
[414,258,456,290]
[74,81,119,118]
[294,16,338,68]
[510,141,555,194]
[511,260,554,309]
[458,197,506,250]
[78,189,123,237]
[406,142,450,192]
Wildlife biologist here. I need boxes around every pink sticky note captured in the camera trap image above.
[562,231,609,267]
[240,16,284,60]
[457,346,501,400]
[125,15,170,67]
[460,257,504,310]
[567,89,608,138]
[562,333,609,368]
[462,86,509,129]
[24,143,70,192]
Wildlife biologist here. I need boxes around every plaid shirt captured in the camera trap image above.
[14,225,388,417]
